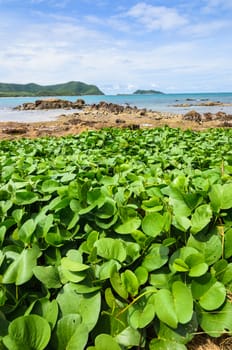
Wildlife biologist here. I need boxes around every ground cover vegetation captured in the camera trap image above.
[0,126,232,349]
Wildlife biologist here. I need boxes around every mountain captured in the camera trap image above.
[0,81,104,97]
[133,89,164,95]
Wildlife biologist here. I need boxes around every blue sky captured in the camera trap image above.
[0,0,232,93]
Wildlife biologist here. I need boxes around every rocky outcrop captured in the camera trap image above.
[2,127,28,134]
[174,101,232,108]
[90,102,127,114]
[183,110,232,124]
[183,110,202,123]
[14,98,85,110]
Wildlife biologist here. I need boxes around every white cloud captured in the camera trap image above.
[126,2,188,31]
[183,19,231,37]
[203,0,232,10]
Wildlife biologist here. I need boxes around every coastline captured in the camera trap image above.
[0,101,231,140]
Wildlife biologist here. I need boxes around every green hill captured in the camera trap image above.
[0,81,104,97]
[133,89,164,95]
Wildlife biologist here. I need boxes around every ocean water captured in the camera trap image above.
[0,92,232,122]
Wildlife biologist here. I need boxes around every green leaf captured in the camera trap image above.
[134,266,148,285]
[125,241,141,263]
[129,301,155,329]
[155,289,178,328]
[209,184,222,213]
[57,284,101,331]
[3,245,41,285]
[142,213,165,237]
[61,257,90,272]
[150,339,187,350]
[188,263,208,277]
[58,267,86,284]
[173,259,189,272]
[94,238,126,262]
[95,198,117,219]
[173,215,191,232]
[164,186,191,217]
[70,283,101,294]
[14,191,38,205]
[220,183,232,209]
[60,173,76,183]
[97,260,120,280]
[0,226,6,246]
[192,276,226,311]
[26,298,58,330]
[142,244,169,271]
[35,213,53,235]
[41,179,60,193]
[110,269,128,299]
[93,334,121,350]
[52,315,88,350]
[12,208,24,224]
[115,217,141,234]
[209,183,232,211]
[115,327,143,347]
[18,218,36,243]
[3,315,51,350]
[33,265,62,289]
[172,281,193,324]
[187,231,222,265]
[190,204,212,234]
[199,300,232,337]
[199,281,226,311]
[121,270,139,297]
[156,320,197,346]
[225,228,232,259]
[150,272,171,289]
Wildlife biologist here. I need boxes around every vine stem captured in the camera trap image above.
[16,285,19,302]
[116,288,157,318]
[217,225,225,259]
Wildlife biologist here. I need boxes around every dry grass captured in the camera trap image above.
[187,335,232,350]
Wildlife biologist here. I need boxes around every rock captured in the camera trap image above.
[199,101,222,106]
[2,127,28,134]
[174,103,191,107]
[14,98,86,110]
[202,112,213,121]
[74,99,85,108]
[140,109,147,116]
[216,111,227,118]
[115,119,126,124]
[126,124,140,130]
[90,102,125,114]
[183,110,202,123]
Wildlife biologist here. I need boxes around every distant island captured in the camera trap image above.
[0,81,104,97]
[133,89,164,95]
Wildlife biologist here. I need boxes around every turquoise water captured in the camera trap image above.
[0,92,232,122]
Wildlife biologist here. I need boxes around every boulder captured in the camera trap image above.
[74,99,85,108]
[2,127,28,134]
[183,110,202,123]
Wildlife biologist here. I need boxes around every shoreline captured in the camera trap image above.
[0,102,231,140]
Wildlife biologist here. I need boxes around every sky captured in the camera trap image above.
[0,0,232,94]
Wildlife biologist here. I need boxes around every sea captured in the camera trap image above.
[0,92,232,123]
